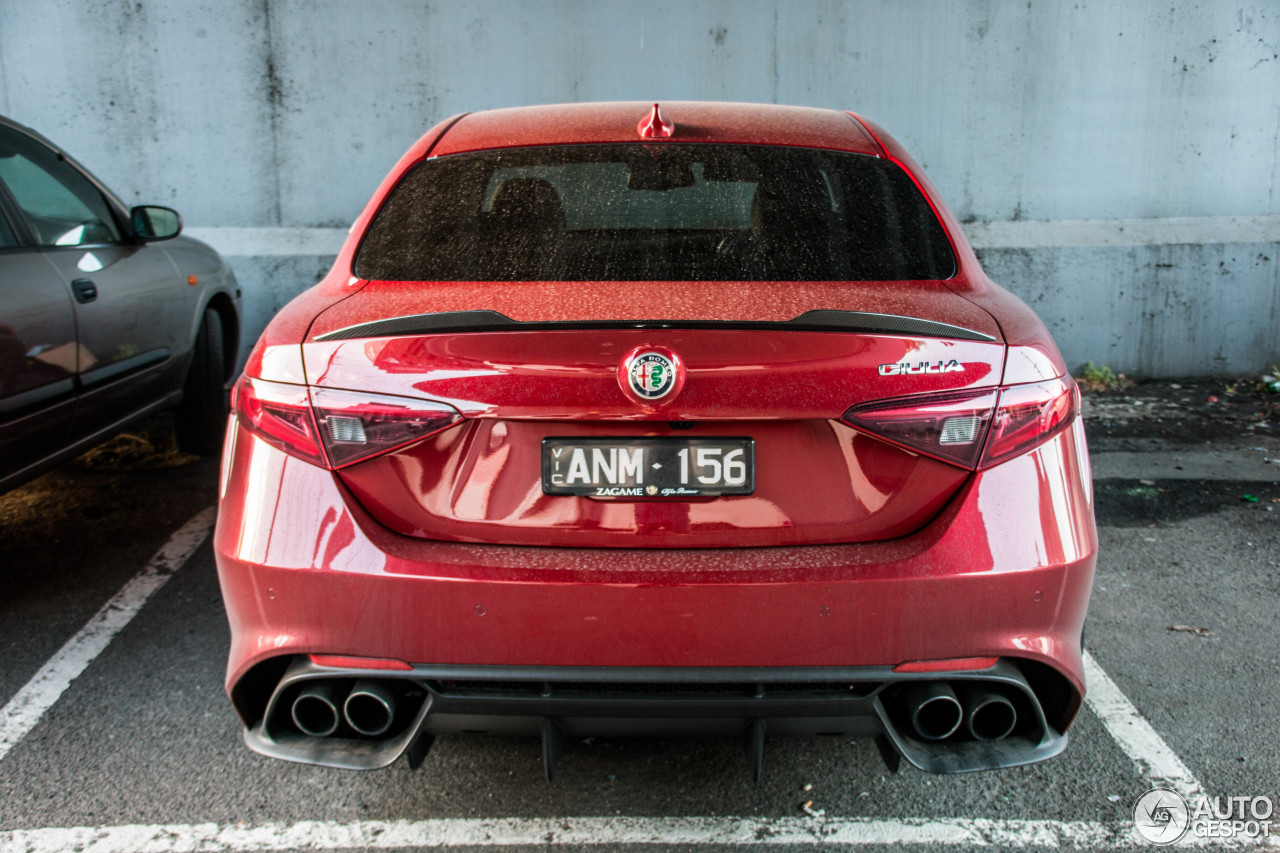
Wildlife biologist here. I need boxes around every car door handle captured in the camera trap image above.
[71,278,98,303]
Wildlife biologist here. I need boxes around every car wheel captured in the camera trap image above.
[175,307,228,456]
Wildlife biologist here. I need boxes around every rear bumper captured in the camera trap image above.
[246,656,1066,776]
[214,416,1096,771]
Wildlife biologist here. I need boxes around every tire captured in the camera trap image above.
[175,307,228,456]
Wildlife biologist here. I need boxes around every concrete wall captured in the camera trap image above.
[2,1,1278,376]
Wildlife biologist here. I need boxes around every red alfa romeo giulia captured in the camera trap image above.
[214,102,1096,780]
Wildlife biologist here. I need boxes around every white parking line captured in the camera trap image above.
[1081,650,1204,800]
[0,513,1243,850]
[0,815,1140,852]
[0,507,216,763]
[0,652,1242,851]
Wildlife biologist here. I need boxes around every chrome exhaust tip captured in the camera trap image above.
[902,681,963,741]
[963,686,1017,741]
[291,682,341,737]
[344,679,397,737]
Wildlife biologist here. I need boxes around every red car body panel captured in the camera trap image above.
[429,101,883,159]
[217,417,1093,686]
[303,328,1003,417]
[305,328,1001,548]
[214,101,1096,775]
[306,279,1001,340]
[339,419,971,548]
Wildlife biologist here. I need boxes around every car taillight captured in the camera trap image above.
[310,387,461,468]
[233,376,462,469]
[842,387,998,468]
[234,376,325,465]
[980,376,1077,468]
[841,377,1077,470]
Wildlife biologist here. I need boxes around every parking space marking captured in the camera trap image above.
[0,507,216,763]
[0,524,1239,850]
[1081,650,1204,799]
[0,652,1234,851]
[0,815,1142,851]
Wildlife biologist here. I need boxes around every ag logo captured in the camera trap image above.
[626,351,677,400]
[1133,789,1190,845]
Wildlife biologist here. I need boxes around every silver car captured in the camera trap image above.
[0,115,240,491]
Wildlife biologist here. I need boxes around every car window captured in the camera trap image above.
[355,143,956,282]
[0,128,122,247]
[483,162,761,230]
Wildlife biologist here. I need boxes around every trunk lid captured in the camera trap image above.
[303,280,1003,548]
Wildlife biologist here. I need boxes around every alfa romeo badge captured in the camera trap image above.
[626,351,677,399]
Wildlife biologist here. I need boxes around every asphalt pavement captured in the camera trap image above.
[0,389,1277,852]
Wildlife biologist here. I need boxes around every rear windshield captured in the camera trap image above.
[355,143,956,281]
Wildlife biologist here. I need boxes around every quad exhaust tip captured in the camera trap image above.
[291,682,341,737]
[903,681,963,741]
[277,670,1027,777]
[290,679,399,738]
[962,685,1018,741]
[899,681,1019,743]
[344,680,397,737]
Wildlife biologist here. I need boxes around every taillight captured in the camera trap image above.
[841,377,1077,470]
[980,376,1076,468]
[310,387,461,468]
[234,376,325,465]
[233,376,462,469]
[842,387,997,468]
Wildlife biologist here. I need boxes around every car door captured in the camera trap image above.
[0,178,80,486]
[0,124,188,441]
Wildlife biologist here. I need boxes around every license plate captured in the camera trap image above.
[542,437,754,498]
